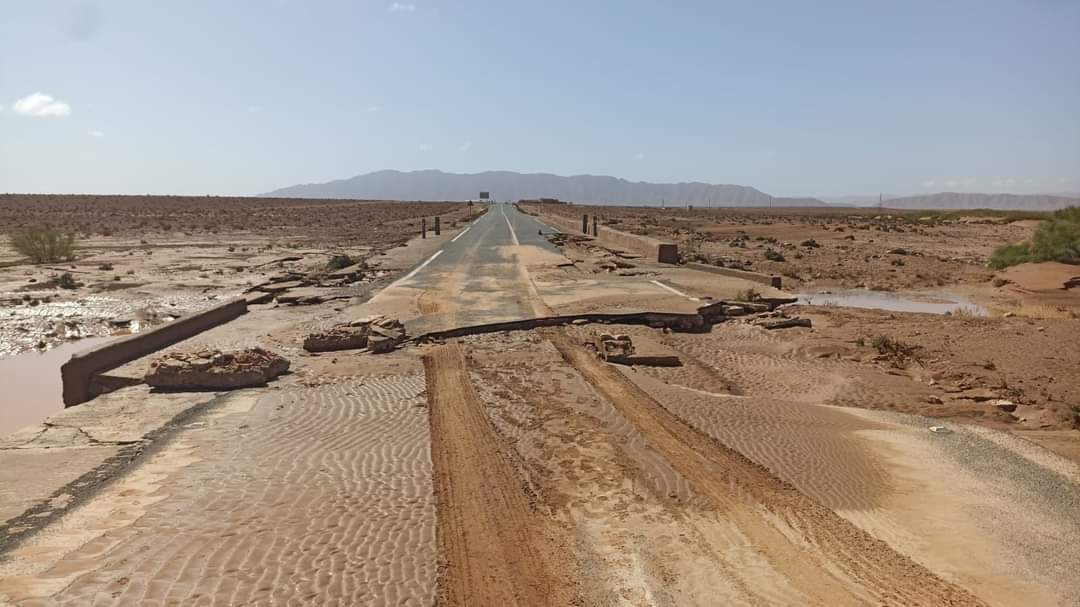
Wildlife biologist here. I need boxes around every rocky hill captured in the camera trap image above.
[263,169,828,207]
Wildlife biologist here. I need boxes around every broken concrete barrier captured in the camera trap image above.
[145,347,290,390]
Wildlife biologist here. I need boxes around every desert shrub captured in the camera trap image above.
[327,254,356,270]
[989,243,1032,269]
[98,262,114,271]
[735,287,761,302]
[58,272,79,289]
[9,226,77,263]
[990,206,1080,269]
[764,248,785,262]
[869,335,919,360]
[948,305,981,317]
[1029,214,1080,264]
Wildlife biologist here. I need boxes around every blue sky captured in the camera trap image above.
[2,0,1078,197]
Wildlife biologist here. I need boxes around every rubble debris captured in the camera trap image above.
[145,347,290,390]
[753,316,813,330]
[304,325,370,352]
[303,315,407,353]
[593,333,635,361]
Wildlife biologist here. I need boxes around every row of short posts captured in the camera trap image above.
[421,216,442,238]
[581,214,598,236]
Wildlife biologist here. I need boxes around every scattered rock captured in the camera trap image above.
[959,388,997,402]
[990,399,1018,413]
[145,347,290,390]
[926,395,943,404]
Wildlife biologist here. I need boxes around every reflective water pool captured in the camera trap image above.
[0,336,115,437]
[796,290,989,316]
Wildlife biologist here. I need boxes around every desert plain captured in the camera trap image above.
[0,196,1078,606]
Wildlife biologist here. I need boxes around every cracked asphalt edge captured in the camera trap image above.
[0,391,236,558]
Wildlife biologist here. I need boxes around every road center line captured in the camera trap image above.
[450,226,471,242]
[649,279,700,302]
[503,210,520,246]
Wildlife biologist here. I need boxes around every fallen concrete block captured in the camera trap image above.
[304,325,370,352]
[145,347,290,390]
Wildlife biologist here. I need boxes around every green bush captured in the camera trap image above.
[1029,215,1080,264]
[9,226,77,263]
[989,243,1031,269]
[990,206,1080,269]
[764,248,786,262]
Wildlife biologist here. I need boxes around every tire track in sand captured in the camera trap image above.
[423,343,578,606]
[546,329,983,607]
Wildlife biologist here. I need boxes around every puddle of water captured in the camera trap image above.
[797,290,989,316]
[0,336,115,437]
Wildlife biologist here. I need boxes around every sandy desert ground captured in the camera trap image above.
[0,199,1078,606]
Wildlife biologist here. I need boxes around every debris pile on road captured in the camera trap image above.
[593,333,635,361]
[696,300,811,330]
[302,315,407,353]
[365,316,407,353]
[145,347,290,390]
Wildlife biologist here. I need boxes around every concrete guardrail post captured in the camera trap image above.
[422,217,427,239]
[435,216,441,236]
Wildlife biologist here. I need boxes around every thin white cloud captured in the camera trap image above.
[921,180,935,188]
[633,152,645,160]
[246,105,263,113]
[419,143,432,152]
[460,141,472,152]
[363,105,381,113]
[13,93,72,117]
[88,130,104,138]
[389,2,416,12]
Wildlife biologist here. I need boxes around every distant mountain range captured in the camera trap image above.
[262,170,827,207]
[263,170,1080,211]
[880,192,1079,211]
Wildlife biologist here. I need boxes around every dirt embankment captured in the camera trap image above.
[797,306,1080,436]
[544,204,1042,293]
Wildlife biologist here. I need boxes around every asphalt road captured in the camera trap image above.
[394,203,561,328]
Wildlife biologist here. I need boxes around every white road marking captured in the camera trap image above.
[503,208,520,246]
[397,250,443,284]
[649,280,700,302]
[450,226,471,242]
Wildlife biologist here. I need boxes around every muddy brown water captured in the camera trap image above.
[0,336,114,437]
